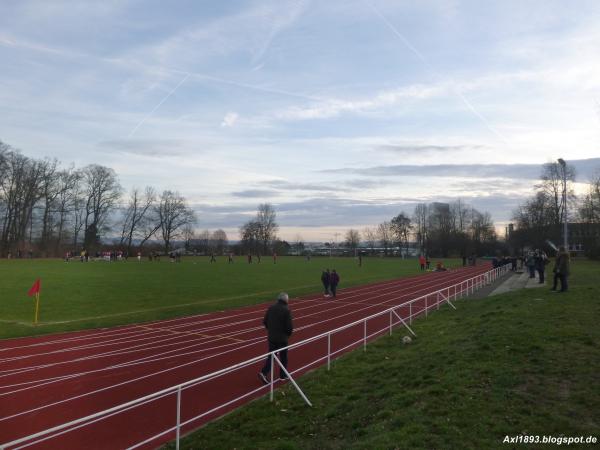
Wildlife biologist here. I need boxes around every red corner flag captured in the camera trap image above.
[28,279,41,297]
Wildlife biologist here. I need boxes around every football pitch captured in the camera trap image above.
[0,256,460,339]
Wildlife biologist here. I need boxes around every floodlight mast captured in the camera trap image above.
[557,158,568,251]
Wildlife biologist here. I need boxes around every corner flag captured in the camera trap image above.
[28,279,41,297]
[27,279,42,324]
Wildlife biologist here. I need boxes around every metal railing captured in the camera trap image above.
[0,264,510,450]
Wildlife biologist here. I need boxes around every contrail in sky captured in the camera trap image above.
[127,72,190,138]
[365,1,509,144]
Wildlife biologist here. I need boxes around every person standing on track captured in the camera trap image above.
[330,269,340,298]
[321,269,331,297]
[259,292,294,384]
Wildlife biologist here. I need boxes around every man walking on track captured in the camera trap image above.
[259,292,294,384]
[321,269,330,297]
[330,269,340,298]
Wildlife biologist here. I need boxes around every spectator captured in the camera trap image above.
[330,269,340,298]
[551,247,570,293]
[259,292,293,384]
[321,269,330,297]
[535,251,548,284]
[419,255,426,271]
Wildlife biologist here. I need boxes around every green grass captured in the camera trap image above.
[0,256,457,339]
[166,259,600,450]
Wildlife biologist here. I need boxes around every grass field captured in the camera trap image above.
[166,259,600,450]
[0,256,459,340]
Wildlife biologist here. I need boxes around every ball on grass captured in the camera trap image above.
[402,335,412,345]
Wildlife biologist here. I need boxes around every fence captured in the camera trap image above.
[0,264,510,450]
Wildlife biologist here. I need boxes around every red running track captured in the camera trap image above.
[0,264,493,449]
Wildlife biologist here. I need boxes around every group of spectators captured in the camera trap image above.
[320,269,340,298]
[524,251,549,282]
[522,247,571,292]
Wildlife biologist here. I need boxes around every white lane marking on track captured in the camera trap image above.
[0,267,490,426]
[0,269,468,367]
[0,267,487,398]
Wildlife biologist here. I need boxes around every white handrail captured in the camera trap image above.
[0,264,511,450]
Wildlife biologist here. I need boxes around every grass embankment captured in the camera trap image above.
[168,259,600,450]
[0,256,450,339]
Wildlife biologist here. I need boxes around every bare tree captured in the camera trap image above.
[470,209,496,253]
[156,190,196,253]
[362,227,377,254]
[37,159,60,254]
[344,229,361,253]
[413,203,429,254]
[536,162,576,226]
[119,187,158,253]
[255,203,278,254]
[0,149,45,255]
[183,224,195,251]
[377,221,393,255]
[197,229,210,254]
[211,229,228,254]
[81,164,122,251]
[239,220,260,254]
[579,170,600,223]
[53,168,82,254]
[293,233,305,254]
[390,212,412,257]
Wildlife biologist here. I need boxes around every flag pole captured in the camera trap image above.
[34,292,40,325]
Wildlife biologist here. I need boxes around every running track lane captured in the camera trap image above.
[0,264,493,449]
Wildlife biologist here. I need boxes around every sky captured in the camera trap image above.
[1,0,600,242]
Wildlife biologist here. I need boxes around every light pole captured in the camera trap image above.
[557,158,568,250]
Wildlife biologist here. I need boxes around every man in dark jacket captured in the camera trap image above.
[330,269,340,298]
[321,269,330,297]
[534,251,548,284]
[259,292,294,384]
[551,247,571,292]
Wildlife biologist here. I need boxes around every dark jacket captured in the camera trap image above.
[534,254,548,270]
[554,251,571,276]
[263,300,293,344]
[330,272,340,286]
[321,271,330,286]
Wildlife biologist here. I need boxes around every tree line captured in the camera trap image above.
[342,200,497,258]
[0,141,196,257]
[510,161,600,258]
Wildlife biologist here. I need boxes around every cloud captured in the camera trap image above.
[221,112,239,127]
[231,189,279,198]
[259,179,347,192]
[97,139,188,157]
[276,84,446,121]
[378,144,484,154]
[322,158,600,181]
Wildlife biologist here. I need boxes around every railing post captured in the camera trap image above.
[437,293,440,310]
[409,303,412,324]
[389,310,393,335]
[175,386,181,450]
[363,320,367,351]
[327,333,331,370]
[425,295,428,317]
[269,353,274,401]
